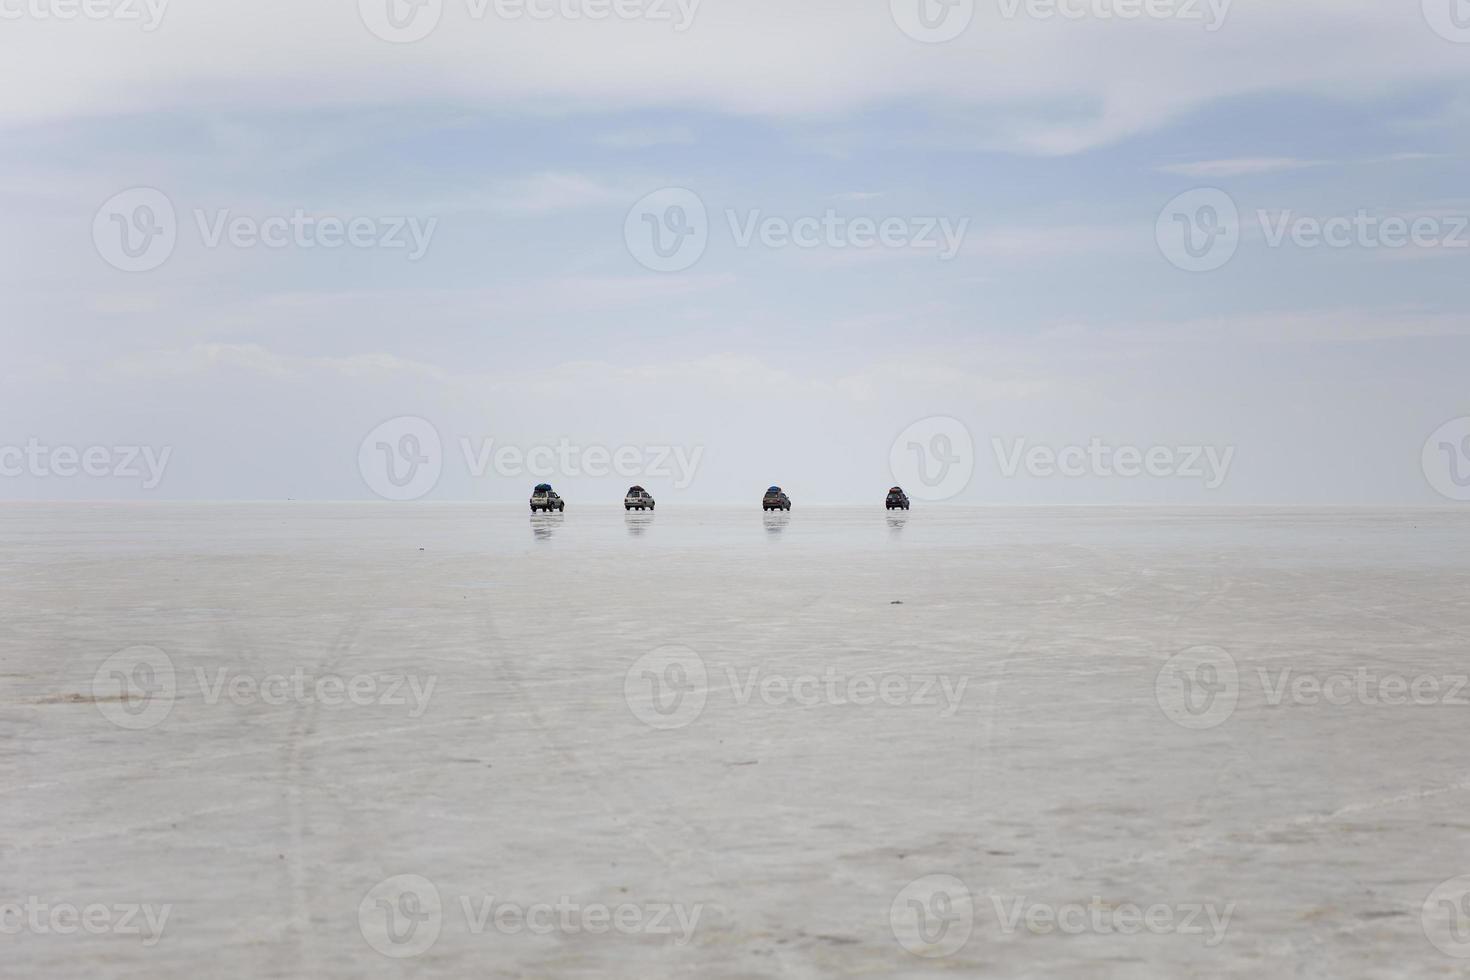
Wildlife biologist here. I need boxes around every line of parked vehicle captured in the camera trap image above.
[528,484,912,512]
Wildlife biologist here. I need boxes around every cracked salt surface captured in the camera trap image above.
[3,503,1469,978]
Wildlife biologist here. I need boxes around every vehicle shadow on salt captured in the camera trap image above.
[625,511,654,537]
[529,512,564,540]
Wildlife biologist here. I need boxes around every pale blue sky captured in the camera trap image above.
[1,0,1468,503]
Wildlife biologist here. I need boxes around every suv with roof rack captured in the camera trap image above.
[624,486,655,511]
[530,484,565,513]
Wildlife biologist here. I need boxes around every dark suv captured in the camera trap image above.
[762,486,791,511]
[885,486,910,510]
[530,484,565,513]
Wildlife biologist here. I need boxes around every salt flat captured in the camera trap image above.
[3,504,1470,979]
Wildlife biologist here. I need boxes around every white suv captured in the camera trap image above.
[624,486,655,511]
[530,484,565,513]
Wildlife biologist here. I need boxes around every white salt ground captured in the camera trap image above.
[2,503,1469,978]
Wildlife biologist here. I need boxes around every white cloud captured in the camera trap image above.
[471,172,627,213]
[595,126,696,148]
[3,1,1466,154]
[110,343,452,381]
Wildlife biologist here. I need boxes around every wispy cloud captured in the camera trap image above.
[471,172,627,214]
[1156,158,1324,178]
[595,127,696,149]
[1047,309,1470,346]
